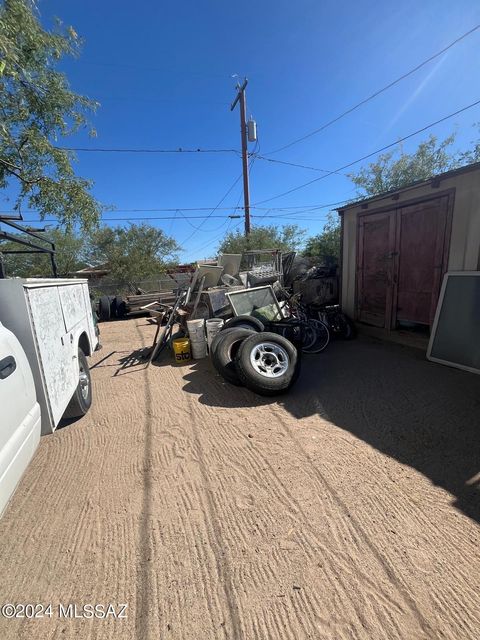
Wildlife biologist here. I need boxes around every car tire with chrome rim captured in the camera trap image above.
[63,349,92,419]
[235,332,299,396]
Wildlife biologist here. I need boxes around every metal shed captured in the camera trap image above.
[338,161,480,341]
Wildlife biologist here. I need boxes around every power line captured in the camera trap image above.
[250,153,349,176]
[0,201,355,214]
[188,219,240,256]
[58,146,239,154]
[183,144,259,246]
[179,172,244,245]
[254,98,480,205]
[177,208,232,232]
[18,215,236,222]
[0,200,354,223]
[16,214,331,226]
[2,198,357,227]
[266,24,480,155]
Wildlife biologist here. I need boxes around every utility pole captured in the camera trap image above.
[230,78,251,236]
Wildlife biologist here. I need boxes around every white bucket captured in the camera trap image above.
[187,318,205,342]
[205,318,224,347]
[191,340,207,359]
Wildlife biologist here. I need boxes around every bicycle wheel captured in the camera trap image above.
[303,319,330,353]
[301,321,318,351]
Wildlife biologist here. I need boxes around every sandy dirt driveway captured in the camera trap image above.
[0,317,479,639]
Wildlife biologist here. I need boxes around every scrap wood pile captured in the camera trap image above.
[140,249,356,397]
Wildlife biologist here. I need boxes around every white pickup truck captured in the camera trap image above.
[0,278,98,516]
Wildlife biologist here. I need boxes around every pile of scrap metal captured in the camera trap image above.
[148,248,352,365]
[146,251,285,362]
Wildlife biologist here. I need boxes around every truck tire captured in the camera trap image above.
[235,332,298,396]
[63,349,92,419]
[98,296,111,322]
[223,315,265,333]
[113,295,126,318]
[210,326,254,358]
[211,328,255,386]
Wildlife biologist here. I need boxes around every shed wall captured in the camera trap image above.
[341,168,480,319]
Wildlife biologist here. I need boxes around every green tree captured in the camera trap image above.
[0,227,85,276]
[0,0,101,227]
[85,224,181,284]
[218,224,306,254]
[304,128,480,267]
[348,130,480,197]
[303,212,341,264]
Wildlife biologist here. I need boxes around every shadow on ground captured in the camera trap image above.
[176,336,480,524]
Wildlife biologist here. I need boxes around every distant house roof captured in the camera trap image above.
[337,161,480,213]
[69,265,110,277]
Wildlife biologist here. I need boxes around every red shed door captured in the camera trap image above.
[357,211,395,327]
[394,196,450,327]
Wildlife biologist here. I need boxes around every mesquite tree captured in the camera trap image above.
[0,0,101,227]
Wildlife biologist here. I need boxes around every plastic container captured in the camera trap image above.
[190,340,207,359]
[172,337,191,363]
[205,318,224,348]
[187,318,205,342]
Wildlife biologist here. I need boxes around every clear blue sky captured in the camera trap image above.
[13,0,480,260]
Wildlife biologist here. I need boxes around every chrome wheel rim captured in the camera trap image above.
[249,342,290,378]
[79,364,89,400]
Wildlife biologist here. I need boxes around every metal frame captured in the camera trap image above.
[0,217,58,278]
[427,271,480,375]
[226,285,284,320]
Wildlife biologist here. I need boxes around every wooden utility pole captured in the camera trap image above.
[230,79,251,236]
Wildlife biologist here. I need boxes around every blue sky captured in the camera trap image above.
[9,0,480,260]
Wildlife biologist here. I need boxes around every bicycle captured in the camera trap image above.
[271,289,330,354]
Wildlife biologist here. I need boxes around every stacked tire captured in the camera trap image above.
[210,319,300,396]
[98,295,126,322]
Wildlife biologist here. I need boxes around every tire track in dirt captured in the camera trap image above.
[0,318,479,640]
[269,404,480,639]
[183,376,433,637]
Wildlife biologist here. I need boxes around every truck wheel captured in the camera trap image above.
[235,332,298,396]
[98,296,111,322]
[211,328,254,386]
[63,350,92,419]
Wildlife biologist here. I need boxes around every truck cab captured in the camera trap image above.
[0,321,41,516]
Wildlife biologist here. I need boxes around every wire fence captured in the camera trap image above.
[89,274,191,298]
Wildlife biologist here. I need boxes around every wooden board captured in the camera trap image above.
[394,196,450,327]
[357,212,395,328]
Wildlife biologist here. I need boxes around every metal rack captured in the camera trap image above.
[0,216,58,278]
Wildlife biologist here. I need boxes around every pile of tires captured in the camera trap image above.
[98,295,126,322]
[210,316,300,396]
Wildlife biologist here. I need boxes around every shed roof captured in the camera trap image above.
[337,161,480,213]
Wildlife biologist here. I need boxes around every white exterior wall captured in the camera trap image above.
[340,166,480,318]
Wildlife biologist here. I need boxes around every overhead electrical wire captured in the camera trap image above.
[17,214,332,226]
[58,147,239,154]
[183,141,259,252]
[179,172,243,245]
[7,197,361,226]
[250,153,348,175]
[254,98,480,205]
[266,23,480,155]
[177,208,230,232]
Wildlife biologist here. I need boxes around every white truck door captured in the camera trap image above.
[26,287,77,426]
[58,284,87,333]
[0,322,41,516]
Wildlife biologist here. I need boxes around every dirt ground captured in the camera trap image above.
[0,317,479,640]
